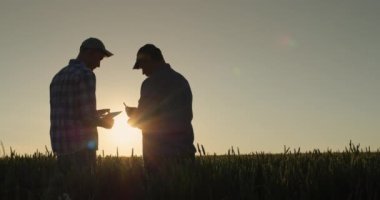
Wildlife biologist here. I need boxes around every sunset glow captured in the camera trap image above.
[100,112,142,156]
[1,1,379,155]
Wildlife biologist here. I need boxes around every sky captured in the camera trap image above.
[0,0,379,156]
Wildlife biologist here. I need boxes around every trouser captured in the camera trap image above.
[143,144,196,175]
[142,133,196,174]
[57,149,97,173]
[44,149,96,199]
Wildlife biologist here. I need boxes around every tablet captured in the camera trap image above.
[106,111,122,118]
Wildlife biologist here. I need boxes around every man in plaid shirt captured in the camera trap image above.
[50,38,114,170]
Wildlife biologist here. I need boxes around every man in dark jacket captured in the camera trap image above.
[126,44,196,171]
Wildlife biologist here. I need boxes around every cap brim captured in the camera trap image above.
[133,61,140,69]
[103,49,113,57]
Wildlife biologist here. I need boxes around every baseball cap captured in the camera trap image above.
[80,37,113,57]
[133,44,164,69]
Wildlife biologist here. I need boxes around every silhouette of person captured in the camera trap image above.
[126,44,196,172]
[50,37,114,171]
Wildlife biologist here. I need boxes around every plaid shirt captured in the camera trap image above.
[50,59,99,155]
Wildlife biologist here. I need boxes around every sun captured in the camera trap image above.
[101,112,142,156]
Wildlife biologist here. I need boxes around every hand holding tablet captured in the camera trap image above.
[105,111,122,118]
[97,109,110,116]
[123,102,137,117]
[98,109,122,118]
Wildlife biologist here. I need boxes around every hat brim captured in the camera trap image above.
[133,61,140,69]
[103,49,113,57]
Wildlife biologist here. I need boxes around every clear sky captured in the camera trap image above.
[0,0,379,156]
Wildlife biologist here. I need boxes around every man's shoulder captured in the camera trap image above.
[51,66,70,82]
[141,76,153,90]
[69,61,94,77]
[168,68,190,86]
[53,62,94,83]
[166,66,187,79]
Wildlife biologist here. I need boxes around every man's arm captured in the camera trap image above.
[77,72,113,128]
[127,80,159,130]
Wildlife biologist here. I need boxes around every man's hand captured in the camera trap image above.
[123,102,137,117]
[99,114,114,129]
[97,109,110,116]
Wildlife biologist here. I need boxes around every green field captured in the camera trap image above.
[1,142,379,200]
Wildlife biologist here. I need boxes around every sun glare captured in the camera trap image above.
[101,112,142,156]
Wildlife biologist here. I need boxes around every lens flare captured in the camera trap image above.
[280,35,297,48]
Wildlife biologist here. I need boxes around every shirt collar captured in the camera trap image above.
[69,59,88,69]
[69,59,84,65]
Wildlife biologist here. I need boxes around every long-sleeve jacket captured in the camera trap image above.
[132,64,195,156]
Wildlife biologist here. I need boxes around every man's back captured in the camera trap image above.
[137,65,196,158]
[50,60,98,155]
